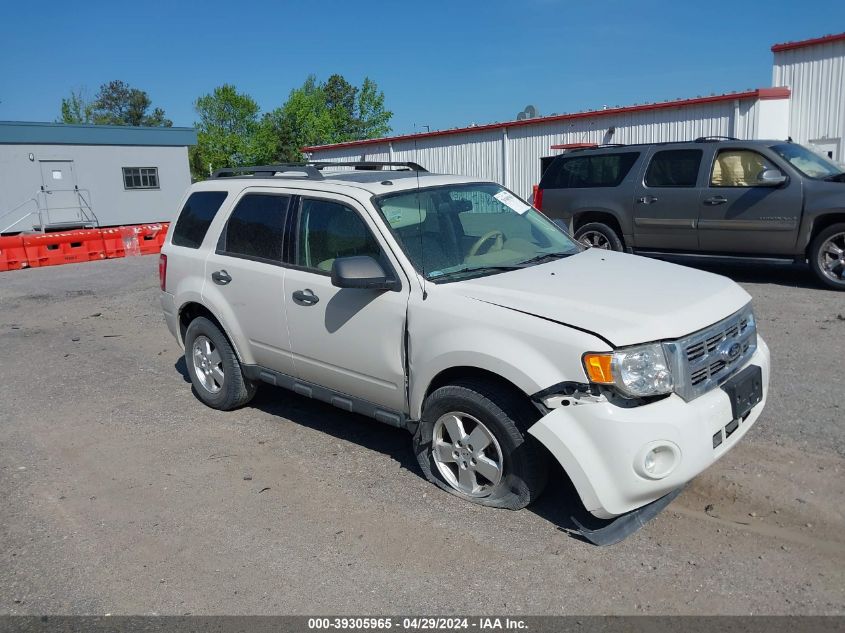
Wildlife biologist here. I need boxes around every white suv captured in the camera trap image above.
[160,162,770,540]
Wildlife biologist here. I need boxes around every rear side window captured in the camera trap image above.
[541,152,639,189]
[645,150,703,187]
[171,191,228,248]
[219,194,290,263]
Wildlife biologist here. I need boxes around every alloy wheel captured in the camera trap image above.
[192,335,225,394]
[818,231,845,284]
[431,411,504,497]
[579,230,611,249]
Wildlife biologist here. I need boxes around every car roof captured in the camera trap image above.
[555,138,789,156]
[189,170,484,197]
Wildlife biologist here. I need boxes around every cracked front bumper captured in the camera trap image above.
[529,337,770,518]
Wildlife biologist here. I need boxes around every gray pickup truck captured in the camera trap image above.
[536,138,845,289]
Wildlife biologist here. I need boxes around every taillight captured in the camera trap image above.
[159,253,167,291]
[534,186,544,211]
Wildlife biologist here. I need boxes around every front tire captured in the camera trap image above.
[574,221,624,251]
[413,379,548,510]
[184,316,257,410]
[809,223,845,290]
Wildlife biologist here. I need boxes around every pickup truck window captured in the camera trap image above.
[219,193,289,263]
[296,198,381,272]
[645,149,702,188]
[171,191,229,249]
[541,153,639,189]
[710,150,776,187]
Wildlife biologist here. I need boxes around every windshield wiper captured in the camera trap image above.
[516,251,574,267]
[428,265,524,280]
[822,172,845,182]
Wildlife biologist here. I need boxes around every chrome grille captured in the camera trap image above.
[664,304,757,401]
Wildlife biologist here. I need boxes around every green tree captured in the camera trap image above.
[323,74,358,141]
[88,80,172,127]
[355,78,392,139]
[58,89,92,124]
[189,75,393,176]
[266,74,393,162]
[190,84,276,179]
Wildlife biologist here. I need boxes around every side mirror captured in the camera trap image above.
[757,168,787,187]
[331,256,397,291]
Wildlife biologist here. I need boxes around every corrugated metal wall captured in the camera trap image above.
[774,40,845,162]
[309,98,757,200]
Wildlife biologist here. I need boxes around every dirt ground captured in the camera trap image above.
[1,256,843,615]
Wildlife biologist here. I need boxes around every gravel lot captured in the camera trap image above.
[1,255,843,615]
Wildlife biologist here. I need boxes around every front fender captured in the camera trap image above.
[407,293,609,419]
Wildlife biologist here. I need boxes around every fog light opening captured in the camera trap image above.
[635,442,680,480]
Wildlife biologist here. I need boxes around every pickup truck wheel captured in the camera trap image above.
[184,316,257,410]
[809,223,845,290]
[414,379,548,510]
[574,222,623,251]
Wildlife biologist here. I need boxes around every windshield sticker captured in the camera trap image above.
[493,190,531,214]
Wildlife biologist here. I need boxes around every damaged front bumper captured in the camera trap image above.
[528,337,770,520]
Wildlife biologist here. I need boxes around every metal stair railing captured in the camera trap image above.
[0,187,99,234]
[0,195,42,234]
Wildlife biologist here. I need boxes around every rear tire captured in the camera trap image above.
[413,379,548,510]
[809,222,845,290]
[184,316,257,410]
[575,222,624,251]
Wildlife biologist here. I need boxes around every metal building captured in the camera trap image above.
[0,122,196,234]
[773,32,845,163]
[305,32,844,201]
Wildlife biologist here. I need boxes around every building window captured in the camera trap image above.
[123,167,159,189]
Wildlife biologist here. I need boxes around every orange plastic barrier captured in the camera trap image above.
[23,230,107,268]
[0,235,29,271]
[2,222,170,271]
[132,223,168,255]
[101,226,136,259]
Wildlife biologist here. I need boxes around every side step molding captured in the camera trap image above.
[245,365,410,430]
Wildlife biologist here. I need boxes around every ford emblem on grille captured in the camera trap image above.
[719,340,742,363]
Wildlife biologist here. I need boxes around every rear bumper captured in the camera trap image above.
[528,337,770,518]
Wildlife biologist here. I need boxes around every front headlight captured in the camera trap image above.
[583,343,674,398]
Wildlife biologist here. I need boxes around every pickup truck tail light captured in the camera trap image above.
[159,254,167,291]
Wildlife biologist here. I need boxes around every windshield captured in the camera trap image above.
[770,143,843,179]
[374,182,581,281]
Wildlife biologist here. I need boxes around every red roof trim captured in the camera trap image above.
[550,142,598,150]
[757,87,792,100]
[771,32,845,52]
[302,88,790,152]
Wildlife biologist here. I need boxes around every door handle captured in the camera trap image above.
[703,196,728,205]
[637,195,658,204]
[292,289,320,305]
[211,270,232,285]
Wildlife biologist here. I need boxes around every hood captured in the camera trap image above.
[448,249,751,347]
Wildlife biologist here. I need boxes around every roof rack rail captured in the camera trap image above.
[313,161,428,172]
[694,135,739,142]
[567,143,628,153]
[211,164,325,180]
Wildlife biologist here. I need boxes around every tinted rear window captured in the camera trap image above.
[171,191,228,248]
[220,194,289,263]
[541,152,639,189]
[645,149,703,187]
